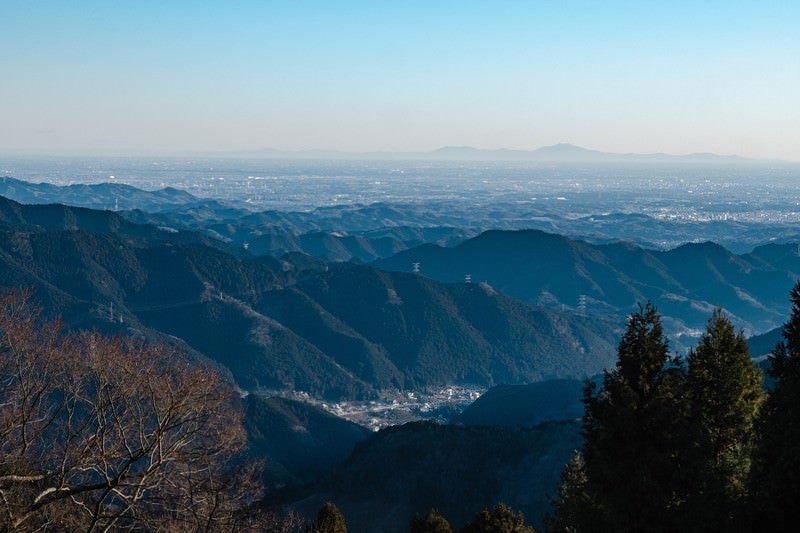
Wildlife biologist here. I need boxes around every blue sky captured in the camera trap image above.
[1,1,799,159]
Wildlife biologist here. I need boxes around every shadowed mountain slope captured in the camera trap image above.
[454,379,587,427]
[289,420,581,532]
[244,395,371,488]
[0,199,618,400]
[375,229,800,342]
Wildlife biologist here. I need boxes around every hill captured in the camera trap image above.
[454,380,587,427]
[9,176,800,258]
[0,198,618,400]
[244,395,371,488]
[287,420,581,531]
[375,229,800,346]
[747,326,783,358]
[0,176,198,211]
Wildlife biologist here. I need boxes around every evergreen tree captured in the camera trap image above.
[581,302,688,532]
[310,502,347,533]
[461,503,536,533]
[749,282,800,530]
[410,508,453,533]
[684,309,763,530]
[545,452,601,533]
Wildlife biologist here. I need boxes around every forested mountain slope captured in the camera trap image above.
[288,420,581,532]
[0,197,618,400]
[376,229,800,340]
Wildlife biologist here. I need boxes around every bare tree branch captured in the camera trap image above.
[0,289,273,531]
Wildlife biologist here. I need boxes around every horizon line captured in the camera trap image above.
[0,143,796,164]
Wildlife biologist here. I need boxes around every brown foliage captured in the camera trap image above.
[0,289,270,531]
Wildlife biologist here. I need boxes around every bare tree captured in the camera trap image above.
[0,289,269,531]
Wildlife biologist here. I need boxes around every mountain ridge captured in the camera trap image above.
[0,197,619,400]
[373,228,800,345]
[215,143,762,163]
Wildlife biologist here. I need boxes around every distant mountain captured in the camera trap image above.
[0,178,483,261]
[0,176,199,212]
[374,229,800,344]
[0,194,230,250]
[215,143,758,163]
[0,198,618,400]
[126,200,800,256]
[9,176,800,257]
[748,326,783,358]
[244,227,474,263]
[285,420,581,532]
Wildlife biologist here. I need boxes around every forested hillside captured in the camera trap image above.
[376,229,800,342]
[0,196,618,400]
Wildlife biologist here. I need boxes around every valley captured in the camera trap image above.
[6,3,799,528]
[2,160,800,530]
[260,385,485,431]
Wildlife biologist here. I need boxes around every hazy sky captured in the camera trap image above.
[2,1,799,159]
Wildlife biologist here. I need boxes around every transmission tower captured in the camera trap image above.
[577,294,587,316]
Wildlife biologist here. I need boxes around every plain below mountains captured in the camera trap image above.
[8,175,800,258]
[0,195,618,400]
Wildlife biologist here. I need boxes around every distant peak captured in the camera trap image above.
[541,143,586,150]
[214,144,765,163]
[431,146,483,153]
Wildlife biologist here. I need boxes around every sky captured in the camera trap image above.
[1,1,799,160]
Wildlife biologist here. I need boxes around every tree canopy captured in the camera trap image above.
[461,503,536,533]
[684,309,762,528]
[410,508,452,533]
[749,282,800,529]
[0,289,265,530]
[580,303,688,531]
[310,501,347,533]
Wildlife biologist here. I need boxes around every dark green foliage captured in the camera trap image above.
[684,309,763,529]
[545,452,600,533]
[749,281,800,529]
[310,502,347,533]
[550,297,800,531]
[410,509,453,533]
[461,503,536,533]
[581,303,689,532]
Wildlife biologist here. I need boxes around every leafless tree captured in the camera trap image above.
[0,289,278,531]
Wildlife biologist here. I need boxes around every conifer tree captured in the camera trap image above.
[310,502,347,533]
[749,282,800,529]
[461,503,536,533]
[684,309,762,529]
[581,303,688,532]
[545,452,600,533]
[410,508,452,533]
